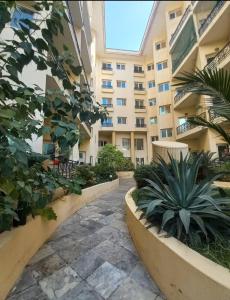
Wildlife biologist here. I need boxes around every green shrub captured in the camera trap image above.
[134,165,156,188]
[97,144,134,171]
[210,162,230,182]
[136,153,230,245]
[94,164,117,184]
[73,165,97,188]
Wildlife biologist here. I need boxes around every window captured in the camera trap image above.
[101,117,113,127]
[134,65,144,73]
[134,82,144,90]
[149,98,156,106]
[169,9,182,20]
[158,82,170,92]
[116,98,126,106]
[102,62,112,70]
[98,140,107,147]
[148,80,155,88]
[151,136,159,142]
[135,99,144,109]
[160,128,173,138]
[150,117,157,125]
[122,138,130,150]
[101,98,112,107]
[116,63,125,70]
[136,157,144,165]
[117,117,127,124]
[147,63,154,71]
[135,139,144,150]
[11,6,34,29]
[157,60,168,71]
[159,105,171,115]
[117,80,126,88]
[136,118,145,127]
[155,41,166,50]
[102,80,112,88]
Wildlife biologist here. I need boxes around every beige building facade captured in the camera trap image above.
[3,1,230,165]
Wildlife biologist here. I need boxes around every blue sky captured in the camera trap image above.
[105,1,154,51]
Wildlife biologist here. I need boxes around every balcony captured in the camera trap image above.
[102,67,113,71]
[101,123,113,127]
[101,103,113,108]
[169,5,192,47]
[101,85,114,93]
[176,112,206,137]
[198,0,225,37]
[135,105,146,109]
[135,123,146,128]
[205,41,230,71]
[134,69,145,78]
[134,87,146,95]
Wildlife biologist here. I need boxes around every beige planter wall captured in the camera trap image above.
[0,179,119,300]
[116,171,134,179]
[126,188,230,300]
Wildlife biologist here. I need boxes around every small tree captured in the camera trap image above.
[0,1,106,230]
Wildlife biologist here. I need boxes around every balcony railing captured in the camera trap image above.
[136,123,146,128]
[53,158,79,179]
[169,5,191,46]
[134,87,145,91]
[198,0,225,36]
[174,84,193,104]
[101,123,113,127]
[102,66,113,71]
[209,110,220,122]
[176,112,206,135]
[102,85,113,89]
[205,41,230,70]
[134,69,144,73]
[135,105,146,109]
[101,103,113,108]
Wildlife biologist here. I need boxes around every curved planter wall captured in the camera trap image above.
[116,171,134,179]
[0,179,119,300]
[125,188,230,300]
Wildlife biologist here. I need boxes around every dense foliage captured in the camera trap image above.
[73,164,117,188]
[0,1,106,231]
[97,144,134,171]
[135,153,230,245]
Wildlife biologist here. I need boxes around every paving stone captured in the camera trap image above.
[129,262,160,294]
[30,254,65,280]
[92,240,138,274]
[71,250,105,279]
[108,278,158,300]
[99,212,124,225]
[29,245,55,266]
[79,219,104,233]
[8,285,48,300]
[9,268,36,295]
[48,235,76,251]
[110,219,128,233]
[56,244,82,264]
[62,214,81,226]
[77,205,103,217]
[86,262,127,299]
[59,281,103,300]
[39,266,81,299]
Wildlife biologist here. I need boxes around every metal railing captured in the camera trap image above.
[135,105,146,109]
[176,112,206,135]
[101,85,113,89]
[134,87,145,91]
[101,103,113,108]
[205,41,230,70]
[198,0,225,36]
[101,123,113,127]
[209,109,220,122]
[102,67,113,71]
[136,123,146,128]
[53,158,79,179]
[134,69,144,73]
[169,5,191,46]
[174,84,193,104]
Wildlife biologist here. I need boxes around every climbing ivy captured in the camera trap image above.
[0,1,106,231]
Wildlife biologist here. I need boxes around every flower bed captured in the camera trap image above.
[126,188,230,300]
[0,179,119,300]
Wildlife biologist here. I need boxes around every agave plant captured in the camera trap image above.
[136,153,230,245]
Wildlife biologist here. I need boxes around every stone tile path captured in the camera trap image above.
[8,179,165,300]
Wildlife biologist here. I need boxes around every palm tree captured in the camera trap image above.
[174,68,230,144]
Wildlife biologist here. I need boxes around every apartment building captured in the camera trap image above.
[92,0,230,164]
[2,1,230,166]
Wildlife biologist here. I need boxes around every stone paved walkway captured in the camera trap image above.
[8,179,165,300]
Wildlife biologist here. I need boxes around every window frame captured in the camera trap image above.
[148,98,156,106]
[160,128,173,138]
[116,98,126,106]
[102,79,112,88]
[122,138,131,150]
[158,82,170,92]
[117,80,126,88]
[159,105,171,115]
[150,116,157,125]
[148,80,155,89]
[156,60,168,71]
[116,63,125,70]
[135,138,144,150]
[117,117,127,125]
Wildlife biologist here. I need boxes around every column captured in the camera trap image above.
[130,131,135,164]
[112,131,116,146]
